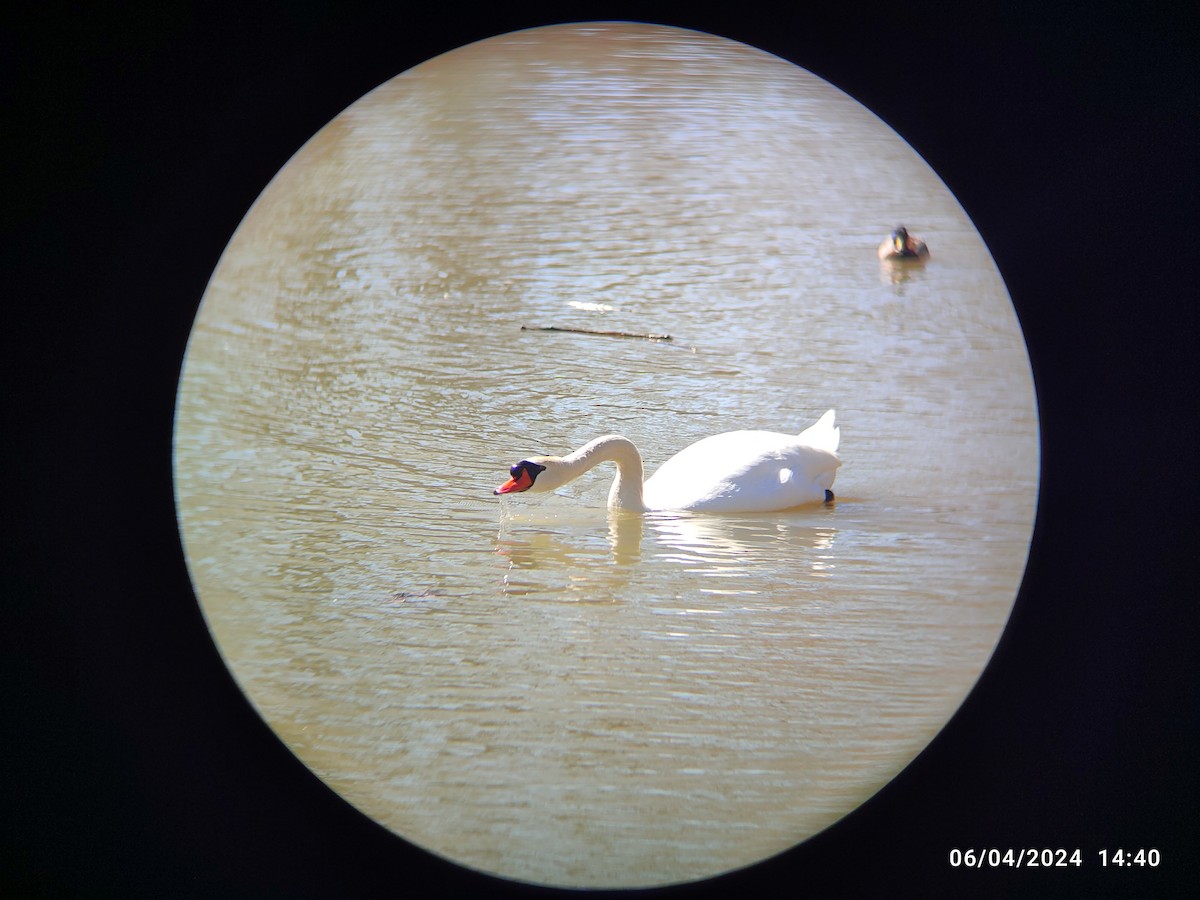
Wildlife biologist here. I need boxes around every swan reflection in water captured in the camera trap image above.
[495,505,839,598]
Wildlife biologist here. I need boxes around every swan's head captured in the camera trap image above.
[493,458,550,495]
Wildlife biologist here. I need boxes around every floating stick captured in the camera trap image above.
[520,325,672,341]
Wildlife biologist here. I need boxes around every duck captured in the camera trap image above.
[877,225,929,261]
[493,410,841,513]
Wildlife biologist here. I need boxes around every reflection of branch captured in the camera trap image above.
[520,325,672,341]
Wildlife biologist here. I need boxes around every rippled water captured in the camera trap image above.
[174,23,1038,888]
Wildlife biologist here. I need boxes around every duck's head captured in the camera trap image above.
[493,459,550,495]
[891,226,910,253]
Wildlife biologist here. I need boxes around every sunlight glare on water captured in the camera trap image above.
[174,22,1038,888]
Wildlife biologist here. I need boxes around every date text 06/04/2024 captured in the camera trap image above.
[948,849,1161,868]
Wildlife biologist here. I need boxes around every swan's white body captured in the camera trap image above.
[495,410,841,514]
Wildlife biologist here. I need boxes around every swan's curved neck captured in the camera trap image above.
[560,435,646,511]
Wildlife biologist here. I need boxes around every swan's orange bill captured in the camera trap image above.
[494,469,534,494]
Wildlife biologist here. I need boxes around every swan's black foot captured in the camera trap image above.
[824,490,835,504]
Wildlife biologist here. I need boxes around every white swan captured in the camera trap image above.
[493,410,841,513]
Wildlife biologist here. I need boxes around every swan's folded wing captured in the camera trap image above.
[644,430,839,512]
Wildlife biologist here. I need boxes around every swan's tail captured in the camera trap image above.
[797,409,839,453]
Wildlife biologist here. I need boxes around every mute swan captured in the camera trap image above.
[493,410,841,513]
[878,225,929,261]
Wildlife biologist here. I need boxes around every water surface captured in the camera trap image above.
[174,23,1038,888]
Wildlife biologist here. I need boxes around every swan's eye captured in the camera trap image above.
[511,461,545,481]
